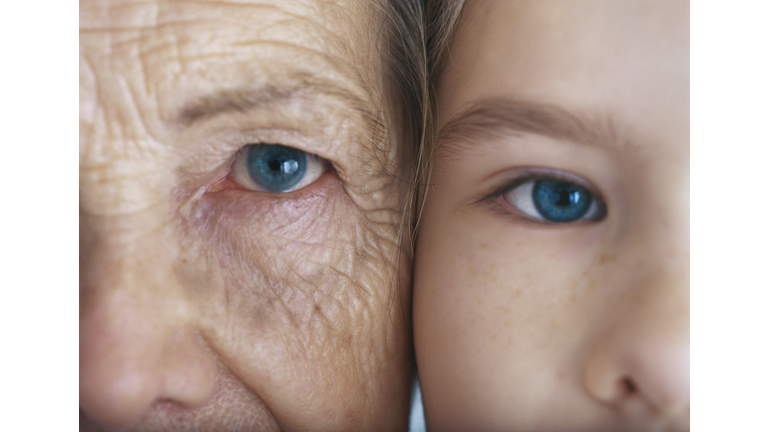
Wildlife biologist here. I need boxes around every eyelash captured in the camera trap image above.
[483,170,607,224]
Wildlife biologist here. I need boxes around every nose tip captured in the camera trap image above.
[584,309,689,426]
[79,272,218,428]
[80,310,218,428]
[585,333,689,413]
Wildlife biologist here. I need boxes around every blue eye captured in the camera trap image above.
[246,144,307,192]
[533,179,592,222]
[502,177,605,223]
[231,143,327,193]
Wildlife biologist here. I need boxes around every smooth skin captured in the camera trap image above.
[80,1,412,430]
[414,1,689,431]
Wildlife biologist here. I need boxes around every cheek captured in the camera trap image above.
[176,172,402,402]
[415,213,612,379]
[186,174,363,331]
[474,237,607,346]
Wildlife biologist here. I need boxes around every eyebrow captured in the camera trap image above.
[178,76,378,127]
[436,98,624,153]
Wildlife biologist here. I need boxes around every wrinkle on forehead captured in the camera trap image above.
[80,0,396,172]
[79,0,383,83]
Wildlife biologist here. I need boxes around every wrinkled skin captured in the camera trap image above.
[414,1,689,431]
[80,1,412,430]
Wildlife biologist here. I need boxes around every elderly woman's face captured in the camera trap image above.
[80,0,411,430]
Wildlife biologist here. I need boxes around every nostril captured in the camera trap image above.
[583,312,689,423]
[622,377,637,394]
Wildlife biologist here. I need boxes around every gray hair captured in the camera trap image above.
[376,0,466,329]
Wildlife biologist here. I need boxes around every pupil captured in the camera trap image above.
[555,189,577,207]
[532,179,592,222]
[246,144,307,192]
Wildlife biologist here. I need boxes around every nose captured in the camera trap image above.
[583,272,690,428]
[79,214,217,428]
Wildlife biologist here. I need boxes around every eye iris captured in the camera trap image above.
[246,144,307,192]
[532,179,592,222]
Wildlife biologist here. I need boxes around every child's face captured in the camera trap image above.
[413,0,689,430]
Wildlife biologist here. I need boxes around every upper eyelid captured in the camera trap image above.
[174,88,377,171]
[176,120,379,201]
[194,120,375,184]
[230,142,334,172]
[180,127,336,174]
[474,169,601,205]
[471,170,609,228]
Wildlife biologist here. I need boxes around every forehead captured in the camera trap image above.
[80,0,384,127]
[439,0,688,144]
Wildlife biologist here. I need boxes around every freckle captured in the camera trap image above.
[491,334,496,341]
[481,243,488,249]
[598,253,617,264]
[558,372,565,380]
[516,289,522,296]
[550,317,558,329]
